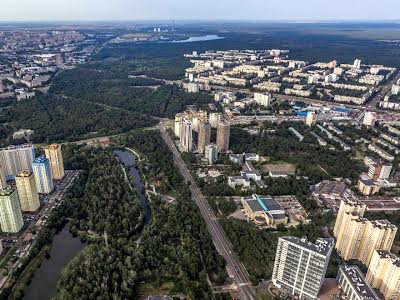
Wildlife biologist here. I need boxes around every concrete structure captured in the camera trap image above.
[336,265,379,300]
[15,170,40,212]
[204,144,218,165]
[216,120,230,153]
[209,112,220,128]
[363,112,377,127]
[368,161,392,180]
[334,199,397,267]
[179,118,193,152]
[353,59,362,70]
[45,144,65,180]
[272,236,334,300]
[254,92,271,107]
[241,194,288,226]
[32,156,54,194]
[0,144,35,178]
[306,111,317,127]
[0,187,23,233]
[0,165,6,189]
[366,250,400,300]
[358,175,381,196]
[187,82,199,93]
[197,121,211,154]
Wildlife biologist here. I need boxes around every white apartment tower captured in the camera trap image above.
[363,112,377,127]
[0,144,35,178]
[306,112,317,127]
[0,187,23,233]
[180,118,193,152]
[353,59,362,70]
[272,236,334,300]
[254,92,272,107]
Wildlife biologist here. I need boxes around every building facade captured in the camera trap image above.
[15,170,40,212]
[204,144,218,165]
[0,144,35,178]
[45,144,65,180]
[32,156,54,194]
[180,118,193,152]
[366,250,400,300]
[0,187,23,233]
[306,112,317,127]
[363,112,377,127]
[197,121,211,154]
[334,199,397,267]
[216,120,230,153]
[337,265,379,300]
[272,236,334,300]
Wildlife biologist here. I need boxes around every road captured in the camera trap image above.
[367,71,400,108]
[159,120,258,300]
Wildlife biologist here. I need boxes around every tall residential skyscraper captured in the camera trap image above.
[272,236,334,299]
[254,92,272,107]
[366,250,400,300]
[363,112,377,127]
[334,199,397,267]
[197,121,211,154]
[216,120,230,153]
[209,112,221,128]
[15,170,40,212]
[179,118,193,152]
[204,144,218,165]
[32,156,54,194]
[45,144,65,180]
[0,144,35,178]
[0,187,23,233]
[0,164,6,189]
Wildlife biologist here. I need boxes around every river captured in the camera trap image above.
[23,226,85,300]
[23,149,149,299]
[171,34,224,43]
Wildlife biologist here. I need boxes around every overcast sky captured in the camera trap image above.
[2,0,400,22]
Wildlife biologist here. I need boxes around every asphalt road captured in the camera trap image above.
[159,120,258,300]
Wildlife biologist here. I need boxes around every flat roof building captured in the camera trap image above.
[0,187,23,233]
[45,144,65,180]
[241,194,287,226]
[32,156,54,194]
[272,236,334,300]
[15,170,40,212]
[337,265,379,300]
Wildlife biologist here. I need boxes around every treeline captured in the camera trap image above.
[0,93,156,145]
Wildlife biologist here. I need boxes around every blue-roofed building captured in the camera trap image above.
[32,155,54,194]
[241,194,288,226]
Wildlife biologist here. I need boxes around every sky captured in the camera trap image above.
[1,0,400,22]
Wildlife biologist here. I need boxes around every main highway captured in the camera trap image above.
[159,120,258,300]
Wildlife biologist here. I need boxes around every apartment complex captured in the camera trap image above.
[0,187,23,233]
[0,144,35,178]
[32,156,54,194]
[179,118,193,152]
[45,144,65,180]
[366,250,400,300]
[272,236,334,300]
[336,265,379,300]
[15,170,40,212]
[216,120,230,153]
[306,111,317,127]
[334,199,397,267]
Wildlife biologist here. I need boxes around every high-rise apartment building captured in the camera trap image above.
[334,199,397,267]
[204,144,218,165]
[45,144,65,180]
[0,165,6,189]
[306,112,317,127]
[15,170,40,212]
[0,187,23,233]
[353,59,362,70]
[336,265,380,300]
[180,118,193,152]
[198,121,211,154]
[366,250,400,300]
[0,144,35,178]
[216,120,230,153]
[272,236,334,300]
[363,112,377,127]
[209,113,221,128]
[32,156,54,194]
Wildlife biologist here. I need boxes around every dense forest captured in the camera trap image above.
[55,132,227,299]
[0,93,156,145]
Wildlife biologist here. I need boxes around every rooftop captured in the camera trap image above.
[243,194,284,213]
[339,265,379,300]
[282,236,334,257]
[33,155,49,164]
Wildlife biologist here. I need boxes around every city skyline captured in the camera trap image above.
[2,0,400,22]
